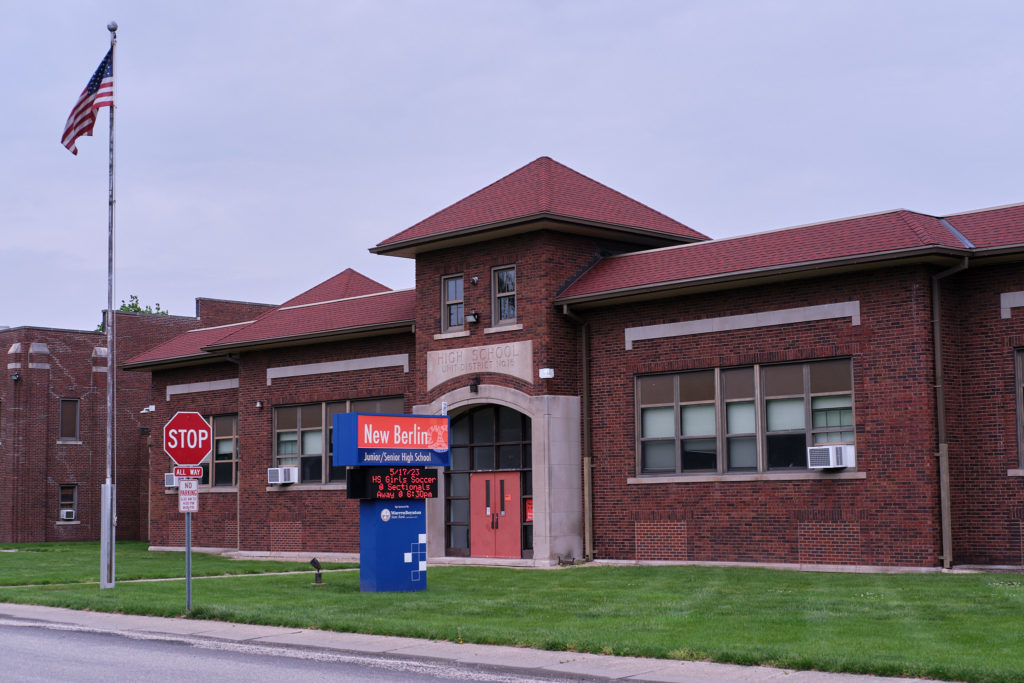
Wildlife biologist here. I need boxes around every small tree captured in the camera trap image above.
[96,295,170,331]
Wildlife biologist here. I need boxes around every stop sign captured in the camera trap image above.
[163,411,213,466]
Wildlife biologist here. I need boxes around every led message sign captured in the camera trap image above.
[346,466,439,500]
[333,413,450,467]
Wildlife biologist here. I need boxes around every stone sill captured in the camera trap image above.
[57,440,83,445]
[55,520,81,526]
[628,471,867,484]
[433,330,470,340]
[484,323,523,334]
[1009,469,1024,477]
[265,483,347,492]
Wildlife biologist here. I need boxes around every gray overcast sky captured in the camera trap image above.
[3,1,1023,331]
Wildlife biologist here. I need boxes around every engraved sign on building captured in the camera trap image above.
[426,340,533,390]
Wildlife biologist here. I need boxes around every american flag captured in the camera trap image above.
[61,48,114,155]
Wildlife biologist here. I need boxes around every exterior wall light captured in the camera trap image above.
[10,372,20,382]
[465,311,480,324]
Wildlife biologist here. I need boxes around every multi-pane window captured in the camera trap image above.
[492,266,516,324]
[275,397,404,484]
[59,399,79,441]
[59,484,77,520]
[1016,350,1024,467]
[200,415,238,487]
[637,359,854,475]
[442,275,464,331]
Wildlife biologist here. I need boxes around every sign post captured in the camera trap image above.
[164,412,211,611]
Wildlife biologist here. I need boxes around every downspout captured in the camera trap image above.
[562,304,594,561]
[932,256,968,570]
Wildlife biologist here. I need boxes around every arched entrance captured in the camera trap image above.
[445,405,532,559]
[416,384,582,566]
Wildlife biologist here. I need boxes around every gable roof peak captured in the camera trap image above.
[280,268,391,308]
[373,156,706,255]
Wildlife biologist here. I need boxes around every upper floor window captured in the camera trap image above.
[637,359,853,475]
[275,397,404,484]
[492,266,516,325]
[59,399,80,441]
[442,274,464,331]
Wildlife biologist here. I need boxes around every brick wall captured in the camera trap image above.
[584,266,944,567]
[148,334,416,553]
[0,311,196,543]
[942,263,1024,565]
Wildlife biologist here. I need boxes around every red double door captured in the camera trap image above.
[469,472,521,558]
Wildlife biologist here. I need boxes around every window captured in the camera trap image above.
[275,397,404,484]
[59,485,77,520]
[442,274,464,331]
[492,266,516,325]
[1017,350,1024,467]
[637,359,853,475]
[200,415,238,487]
[59,399,79,441]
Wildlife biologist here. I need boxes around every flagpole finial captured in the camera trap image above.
[107,21,118,32]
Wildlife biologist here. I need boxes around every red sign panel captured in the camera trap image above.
[356,414,449,450]
[163,411,212,466]
[174,466,204,479]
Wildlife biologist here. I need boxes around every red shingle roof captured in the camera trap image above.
[946,203,1024,249]
[124,270,412,367]
[204,288,415,351]
[123,321,251,367]
[281,268,390,307]
[375,157,706,251]
[558,210,969,302]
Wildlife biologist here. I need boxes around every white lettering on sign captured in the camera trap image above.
[364,424,391,445]
[167,428,209,451]
[426,340,533,390]
[178,479,199,513]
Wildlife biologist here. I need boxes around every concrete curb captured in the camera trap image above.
[0,602,937,682]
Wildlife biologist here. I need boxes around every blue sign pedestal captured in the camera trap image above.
[359,499,427,592]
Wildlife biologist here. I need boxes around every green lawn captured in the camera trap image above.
[1,543,1022,682]
[0,541,354,585]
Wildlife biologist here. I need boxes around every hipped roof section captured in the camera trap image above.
[556,204,1024,306]
[122,270,415,370]
[372,156,708,257]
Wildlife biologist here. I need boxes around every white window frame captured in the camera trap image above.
[492,265,517,326]
[441,274,465,332]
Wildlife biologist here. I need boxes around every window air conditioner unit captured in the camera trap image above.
[164,473,178,488]
[807,444,856,469]
[60,509,76,521]
[268,467,299,485]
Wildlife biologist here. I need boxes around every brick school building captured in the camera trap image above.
[124,157,1024,569]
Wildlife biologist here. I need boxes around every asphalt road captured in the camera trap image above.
[0,620,580,683]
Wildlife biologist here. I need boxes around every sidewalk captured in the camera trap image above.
[0,602,934,683]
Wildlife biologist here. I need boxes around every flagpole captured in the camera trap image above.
[100,20,118,590]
